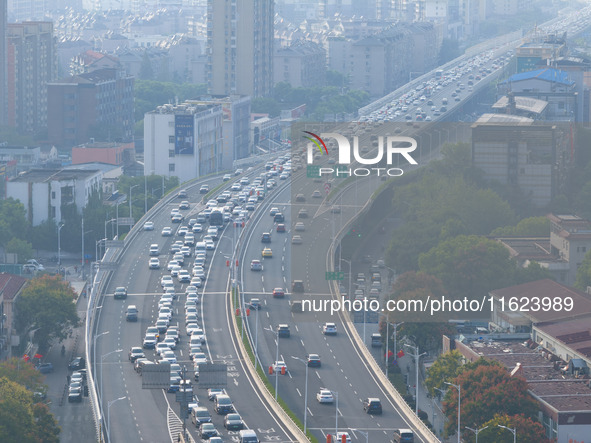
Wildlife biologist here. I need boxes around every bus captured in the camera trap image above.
[209,209,224,226]
[435,69,443,79]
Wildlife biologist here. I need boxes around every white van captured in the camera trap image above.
[149,244,159,256]
[239,429,259,442]
[195,241,207,253]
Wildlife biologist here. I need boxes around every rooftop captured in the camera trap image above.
[490,279,591,323]
[496,238,554,262]
[475,113,534,124]
[502,68,575,86]
[148,102,221,116]
[462,339,591,412]
[0,273,28,301]
[10,168,102,183]
[536,318,591,359]
[492,95,548,115]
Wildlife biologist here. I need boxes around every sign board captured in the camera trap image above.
[117,217,134,226]
[142,362,171,389]
[324,183,331,194]
[98,262,119,271]
[176,390,193,403]
[197,363,227,388]
[325,271,345,281]
[104,240,124,248]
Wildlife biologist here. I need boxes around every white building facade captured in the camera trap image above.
[144,103,223,184]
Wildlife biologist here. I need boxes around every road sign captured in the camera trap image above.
[98,261,119,270]
[197,363,227,388]
[104,240,124,248]
[117,217,134,226]
[324,182,331,194]
[142,362,171,389]
[325,271,344,281]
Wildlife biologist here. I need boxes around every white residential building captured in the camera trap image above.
[144,102,223,184]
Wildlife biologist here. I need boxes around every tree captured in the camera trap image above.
[442,364,539,438]
[15,275,80,352]
[0,376,36,443]
[139,52,154,80]
[418,235,517,302]
[575,248,591,291]
[0,358,45,394]
[30,219,58,252]
[476,413,549,443]
[424,350,464,397]
[0,198,29,246]
[438,38,461,65]
[32,403,60,443]
[6,238,33,263]
[490,216,550,237]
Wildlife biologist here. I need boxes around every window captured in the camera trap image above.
[169,136,175,144]
[169,149,175,158]
[51,191,55,199]
[169,164,175,172]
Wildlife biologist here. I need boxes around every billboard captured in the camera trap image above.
[175,114,194,155]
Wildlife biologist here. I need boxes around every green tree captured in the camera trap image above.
[575,248,591,291]
[139,52,154,80]
[477,413,549,443]
[438,38,461,64]
[0,376,36,443]
[0,198,29,246]
[443,364,539,438]
[424,350,464,397]
[0,358,45,394]
[15,275,80,352]
[31,403,60,443]
[6,238,33,263]
[30,219,58,252]
[418,235,517,301]
[490,216,551,237]
[326,69,346,88]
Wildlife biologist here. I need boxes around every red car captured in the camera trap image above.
[272,288,285,298]
[276,223,286,233]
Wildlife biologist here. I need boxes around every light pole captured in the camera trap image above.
[497,425,516,443]
[405,344,427,416]
[340,258,352,299]
[101,349,122,416]
[57,222,65,269]
[466,425,488,443]
[144,174,147,214]
[351,428,368,443]
[92,329,108,404]
[254,304,259,371]
[333,390,339,438]
[445,381,461,443]
[291,356,309,434]
[129,184,139,222]
[115,198,124,238]
[104,219,116,240]
[385,321,404,379]
[264,326,280,400]
[107,396,126,443]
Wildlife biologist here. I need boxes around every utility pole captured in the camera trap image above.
[405,344,427,416]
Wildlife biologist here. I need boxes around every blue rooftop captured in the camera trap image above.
[502,68,574,86]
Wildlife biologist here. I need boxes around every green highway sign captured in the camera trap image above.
[325,271,345,281]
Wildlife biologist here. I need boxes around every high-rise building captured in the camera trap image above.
[7,0,48,22]
[6,21,56,134]
[47,68,135,147]
[207,0,274,97]
[0,0,7,126]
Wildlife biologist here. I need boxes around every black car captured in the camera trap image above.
[277,324,290,338]
[292,280,304,293]
[223,413,244,431]
[273,213,284,223]
[261,232,271,243]
[68,356,86,371]
[363,397,383,414]
[307,354,321,367]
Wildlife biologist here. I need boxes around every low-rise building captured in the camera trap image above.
[274,39,326,88]
[0,273,28,361]
[72,142,135,167]
[6,168,102,226]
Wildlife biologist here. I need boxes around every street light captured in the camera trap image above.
[92,329,108,404]
[291,356,309,434]
[497,425,516,443]
[129,184,139,222]
[57,222,65,269]
[107,396,126,443]
[385,321,404,379]
[264,326,280,400]
[466,425,488,443]
[405,344,427,416]
[340,259,352,300]
[445,381,461,443]
[104,218,116,240]
[333,390,339,439]
[101,349,122,417]
[350,428,368,443]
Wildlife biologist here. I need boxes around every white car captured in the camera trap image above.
[161,350,177,364]
[143,221,154,231]
[178,269,191,283]
[272,361,288,374]
[155,342,171,356]
[170,265,182,277]
[163,336,177,350]
[323,322,337,335]
[191,328,206,343]
[148,257,160,269]
[186,323,200,336]
[161,226,172,236]
[316,389,334,403]
[192,266,206,280]
[167,260,180,271]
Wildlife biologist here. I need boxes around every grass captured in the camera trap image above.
[232,288,317,442]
